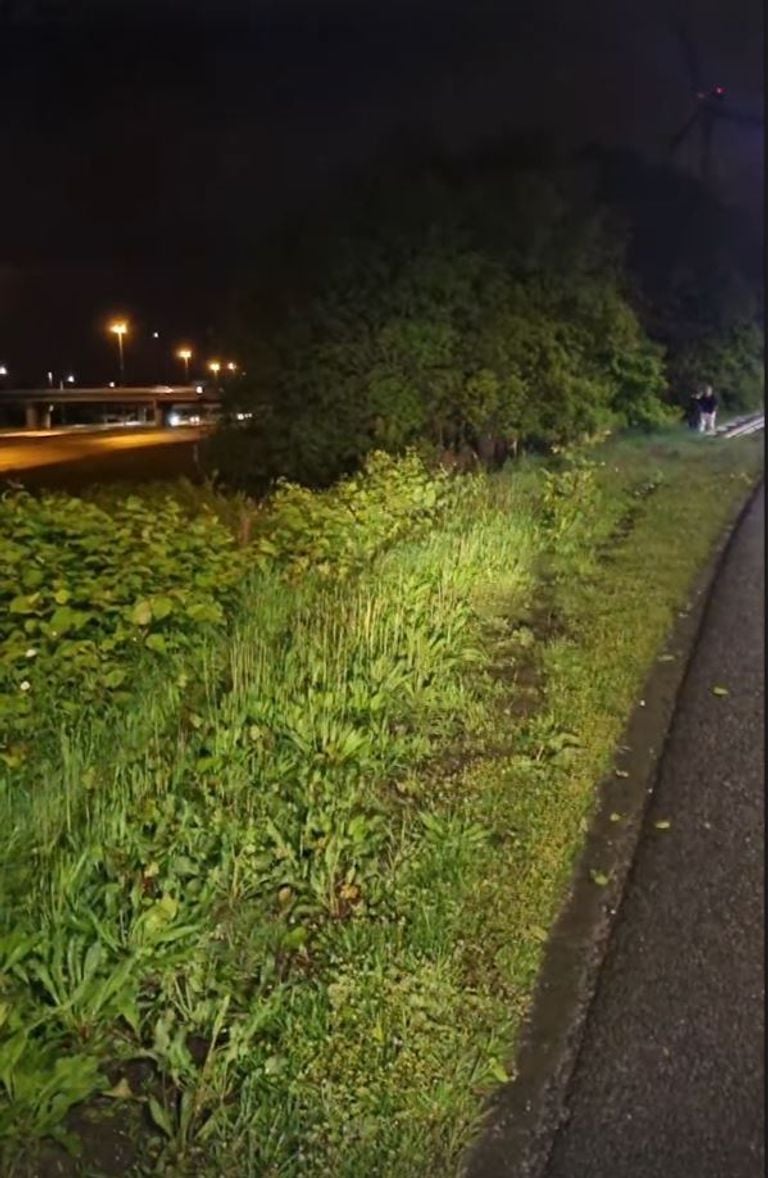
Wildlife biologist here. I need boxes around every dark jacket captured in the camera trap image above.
[700,392,718,414]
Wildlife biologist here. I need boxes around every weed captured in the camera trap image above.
[0,432,762,1174]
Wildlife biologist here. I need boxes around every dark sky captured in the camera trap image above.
[0,0,763,384]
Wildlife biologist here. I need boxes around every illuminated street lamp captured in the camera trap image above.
[108,320,129,385]
[177,347,193,382]
[66,374,75,384]
[208,360,221,384]
[226,361,238,373]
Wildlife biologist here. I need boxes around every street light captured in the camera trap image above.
[177,348,193,382]
[208,361,221,384]
[226,361,238,374]
[66,374,75,385]
[109,320,129,385]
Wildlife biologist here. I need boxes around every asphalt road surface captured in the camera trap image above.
[0,427,205,489]
[544,489,765,1178]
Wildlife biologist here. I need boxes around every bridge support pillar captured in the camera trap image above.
[152,401,166,427]
[25,404,51,429]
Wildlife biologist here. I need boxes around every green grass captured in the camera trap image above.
[0,431,762,1176]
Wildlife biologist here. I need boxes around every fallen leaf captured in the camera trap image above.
[589,869,610,887]
[609,812,623,823]
[106,1078,134,1100]
[658,654,675,662]
[711,685,729,697]
[654,819,671,830]
[614,769,629,779]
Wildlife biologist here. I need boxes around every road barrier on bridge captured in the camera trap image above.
[0,386,222,430]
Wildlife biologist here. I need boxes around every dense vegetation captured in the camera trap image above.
[584,146,765,414]
[1,134,763,1176]
[0,433,762,1174]
[208,148,762,490]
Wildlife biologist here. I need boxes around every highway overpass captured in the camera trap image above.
[0,385,222,429]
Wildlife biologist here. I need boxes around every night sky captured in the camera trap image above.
[0,0,763,385]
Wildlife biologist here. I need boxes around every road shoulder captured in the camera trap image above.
[464,478,764,1178]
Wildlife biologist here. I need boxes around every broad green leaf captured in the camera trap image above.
[488,1058,510,1084]
[150,596,174,621]
[147,1096,174,1137]
[131,600,153,627]
[9,595,38,615]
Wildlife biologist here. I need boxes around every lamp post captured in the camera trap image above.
[152,331,163,382]
[208,361,221,386]
[177,348,193,383]
[109,321,128,385]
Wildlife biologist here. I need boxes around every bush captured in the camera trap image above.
[249,450,457,579]
[0,490,246,758]
[671,321,764,412]
[212,168,676,488]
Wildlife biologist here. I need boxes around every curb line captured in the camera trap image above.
[463,477,765,1178]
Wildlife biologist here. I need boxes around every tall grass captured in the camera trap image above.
[0,433,762,1175]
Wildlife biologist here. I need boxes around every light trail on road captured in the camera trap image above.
[0,427,206,476]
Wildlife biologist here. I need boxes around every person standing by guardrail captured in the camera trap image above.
[698,385,719,434]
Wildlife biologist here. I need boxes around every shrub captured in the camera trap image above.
[0,490,246,757]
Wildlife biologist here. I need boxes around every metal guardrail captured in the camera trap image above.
[716,412,765,440]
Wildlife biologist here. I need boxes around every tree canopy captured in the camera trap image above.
[209,146,761,489]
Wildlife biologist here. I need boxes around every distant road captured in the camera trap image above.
[0,426,207,490]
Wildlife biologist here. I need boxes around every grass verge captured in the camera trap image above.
[0,430,762,1176]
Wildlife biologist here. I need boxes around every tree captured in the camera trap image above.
[580,146,763,413]
[209,158,676,489]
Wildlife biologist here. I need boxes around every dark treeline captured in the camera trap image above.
[208,139,764,489]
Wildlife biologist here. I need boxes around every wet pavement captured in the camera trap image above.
[543,489,765,1178]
